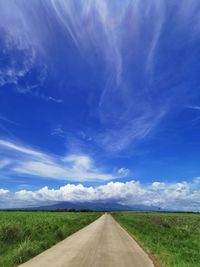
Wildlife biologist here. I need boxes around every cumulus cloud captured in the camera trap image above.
[0,188,9,195]
[1,179,200,211]
[0,139,117,181]
[151,182,166,190]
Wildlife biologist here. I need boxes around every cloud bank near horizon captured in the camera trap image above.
[1,178,200,211]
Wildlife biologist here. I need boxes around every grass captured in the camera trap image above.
[112,211,200,267]
[0,211,101,267]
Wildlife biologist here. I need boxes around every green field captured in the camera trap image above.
[0,211,101,267]
[112,212,200,267]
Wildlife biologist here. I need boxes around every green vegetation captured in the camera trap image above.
[112,212,200,267]
[0,211,101,267]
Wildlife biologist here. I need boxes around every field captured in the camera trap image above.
[0,211,101,267]
[112,212,200,267]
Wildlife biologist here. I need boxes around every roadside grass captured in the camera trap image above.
[0,211,101,267]
[112,211,200,267]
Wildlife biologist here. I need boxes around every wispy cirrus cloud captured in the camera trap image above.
[1,178,200,211]
[97,112,166,152]
[0,159,11,169]
[0,114,19,138]
[0,2,61,104]
[0,114,18,125]
[1,0,200,153]
[48,0,177,152]
[0,139,117,181]
[51,125,65,137]
[0,140,45,158]
[0,0,169,152]
[186,105,200,111]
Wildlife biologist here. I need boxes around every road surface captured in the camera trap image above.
[19,213,155,267]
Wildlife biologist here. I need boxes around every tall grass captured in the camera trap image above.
[0,211,101,267]
[112,212,200,267]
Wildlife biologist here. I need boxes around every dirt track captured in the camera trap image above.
[19,213,154,267]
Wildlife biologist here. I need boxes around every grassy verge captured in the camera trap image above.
[0,211,101,267]
[112,211,200,267]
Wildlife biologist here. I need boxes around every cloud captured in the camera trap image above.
[50,0,123,76]
[47,96,63,103]
[0,0,170,152]
[0,188,9,196]
[186,105,200,111]
[97,112,166,152]
[0,19,44,92]
[63,0,168,152]
[0,3,56,103]
[116,168,130,177]
[0,114,19,138]
[0,33,48,101]
[0,43,36,88]
[151,182,166,190]
[1,0,200,155]
[1,178,200,211]
[0,114,18,125]
[63,155,92,170]
[1,1,199,153]
[0,159,11,169]
[0,139,116,181]
[0,140,45,158]
[51,126,65,137]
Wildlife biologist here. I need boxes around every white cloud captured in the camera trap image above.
[186,105,200,111]
[0,140,45,158]
[0,4,57,103]
[116,168,130,177]
[151,182,166,190]
[63,155,92,170]
[0,49,36,88]
[0,188,9,195]
[47,96,63,104]
[0,114,18,125]
[1,179,200,211]
[97,112,166,152]
[51,126,65,137]
[1,1,198,153]
[13,159,114,182]
[0,139,115,182]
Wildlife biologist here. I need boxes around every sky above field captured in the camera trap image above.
[0,0,200,210]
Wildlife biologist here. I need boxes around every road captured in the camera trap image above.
[19,213,155,267]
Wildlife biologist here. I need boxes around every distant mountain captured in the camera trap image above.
[23,201,161,211]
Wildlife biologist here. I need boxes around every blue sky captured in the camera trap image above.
[0,0,200,210]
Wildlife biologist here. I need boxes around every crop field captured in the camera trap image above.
[112,212,200,267]
[0,211,101,267]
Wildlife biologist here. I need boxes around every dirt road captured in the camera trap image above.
[19,213,155,267]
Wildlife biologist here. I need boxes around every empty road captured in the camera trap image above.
[19,214,155,267]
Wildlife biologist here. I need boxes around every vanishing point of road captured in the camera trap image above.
[19,213,155,267]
